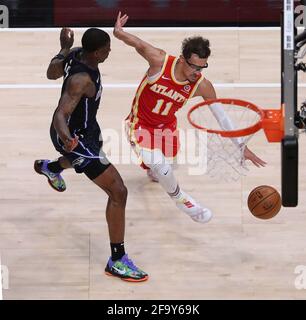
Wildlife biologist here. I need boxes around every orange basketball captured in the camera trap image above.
[247,185,282,219]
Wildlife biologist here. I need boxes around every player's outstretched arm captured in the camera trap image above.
[113,11,165,68]
[53,73,91,152]
[193,79,267,167]
[47,28,74,80]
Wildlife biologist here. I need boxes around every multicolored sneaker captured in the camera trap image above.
[34,159,66,192]
[105,254,148,282]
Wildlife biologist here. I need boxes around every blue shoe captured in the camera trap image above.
[34,159,66,192]
[105,254,148,282]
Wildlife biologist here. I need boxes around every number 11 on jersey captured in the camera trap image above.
[152,99,173,116]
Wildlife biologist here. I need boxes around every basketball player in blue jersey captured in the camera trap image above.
[34,28,148,282]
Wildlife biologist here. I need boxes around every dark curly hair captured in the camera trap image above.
[182,36,211,60]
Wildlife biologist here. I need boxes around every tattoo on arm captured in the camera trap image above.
[53,74,90,142]
[46,48,70,80]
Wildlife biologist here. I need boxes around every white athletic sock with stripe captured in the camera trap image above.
[139,149,180,195]
[152,163,181,197]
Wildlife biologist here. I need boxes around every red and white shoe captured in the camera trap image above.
[174,191,212,224]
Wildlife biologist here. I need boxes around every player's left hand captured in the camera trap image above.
[244,146,267,167]
[63,135,79,153]
[60,28,74,50]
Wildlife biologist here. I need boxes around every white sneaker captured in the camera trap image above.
[188,207,213,224]
[146,169,159,182]
[174,191,213,224]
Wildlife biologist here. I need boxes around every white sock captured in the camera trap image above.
[140,148,182,198]
[172,189,184,201]
[151,163,178,194]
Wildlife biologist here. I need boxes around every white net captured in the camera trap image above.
[190,101,262,182]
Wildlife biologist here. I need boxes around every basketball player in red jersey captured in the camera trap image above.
[114,12,266,223]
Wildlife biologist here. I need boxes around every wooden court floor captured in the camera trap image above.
[1,28,306,299]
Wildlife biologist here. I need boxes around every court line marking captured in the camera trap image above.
[0,255,3,300]
[1,83,306,89]
[0,27,281,32]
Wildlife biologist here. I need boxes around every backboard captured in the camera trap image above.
[281,0,299,207]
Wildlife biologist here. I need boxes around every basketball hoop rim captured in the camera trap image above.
[187,98,265,138]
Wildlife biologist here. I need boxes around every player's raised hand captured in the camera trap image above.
[114,11,129,36]
[60,27,74,49]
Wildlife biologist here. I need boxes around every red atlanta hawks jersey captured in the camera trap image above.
[128,55,203,128]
